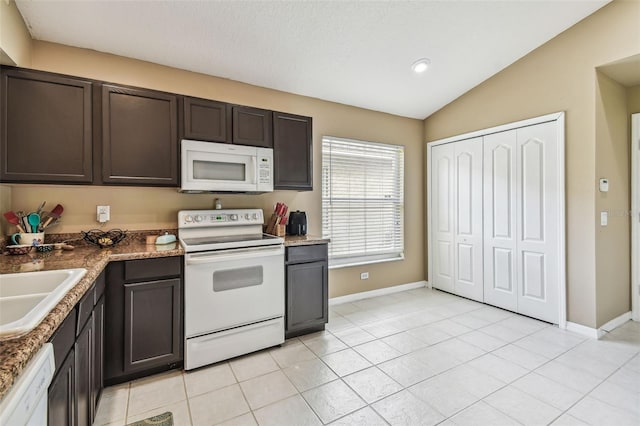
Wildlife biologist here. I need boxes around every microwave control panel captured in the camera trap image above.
[258,154,272,184]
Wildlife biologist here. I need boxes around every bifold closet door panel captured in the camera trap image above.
[515,122,559,323]
[453,138,484,302]
[431,143,455,293]
[483,130,518,312]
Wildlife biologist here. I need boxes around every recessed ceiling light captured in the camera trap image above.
[412,58,431,74]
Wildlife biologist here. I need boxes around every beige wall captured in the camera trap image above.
[595,71,630,326]
[424,0,640,328]
[0,186,10,236]
[0,0,32,66]
[3,41,425,298]
[629,85,640,113]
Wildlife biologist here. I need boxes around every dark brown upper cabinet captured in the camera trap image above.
[0,67,93,183]
[182,96,231,143]
[102,84,178,186]
[273,111,313,190]
[232,106,273,148]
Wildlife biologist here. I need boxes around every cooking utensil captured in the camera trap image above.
[45,219,61,229]
[3,211,26,233]
[41,204,63,229]
[27,213,41,233]
[36,201,46,215]
[16,211,29,231]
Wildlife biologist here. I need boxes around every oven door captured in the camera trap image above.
[184,245,284,338]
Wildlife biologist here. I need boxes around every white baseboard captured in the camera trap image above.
[565,311,632,339]
[565,322,599,339]
[599,311,632,336]
[329,281,427,306]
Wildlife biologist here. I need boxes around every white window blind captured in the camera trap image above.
[322,136,404,267]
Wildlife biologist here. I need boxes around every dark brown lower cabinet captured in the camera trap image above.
[48,273,104,426]
[48,348,75,426]
[285,244,329,338]
[75,315,93,426]
[105,258,183,385]
[123,279,181,373]
[92,296,104,418]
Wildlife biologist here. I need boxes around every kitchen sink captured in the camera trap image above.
[0,269,87,340]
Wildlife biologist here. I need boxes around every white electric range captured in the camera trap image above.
[178,209,285,370]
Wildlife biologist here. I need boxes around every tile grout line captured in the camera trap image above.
[179,371,195,426]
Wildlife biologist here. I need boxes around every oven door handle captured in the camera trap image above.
[186,245,284,264]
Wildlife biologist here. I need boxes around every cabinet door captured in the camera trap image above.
[123,278,181,373]
[91,296,104,423]
[232,106,273,147]
[0,67,93,183]
[48,349,75,426]
[75,314,93,426]
[183,97,230,143]
[286,261,328,335]
[102,84,178,185]
[273,112,312,190]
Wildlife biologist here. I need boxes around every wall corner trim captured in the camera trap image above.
[329,281,427,306]
[564,311,632,339]
[564,321,599,339]
[598,311,633,336]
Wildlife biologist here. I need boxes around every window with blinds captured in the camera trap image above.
[322,136,404,268]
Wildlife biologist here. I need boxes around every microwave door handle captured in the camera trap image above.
[186,246,284,264]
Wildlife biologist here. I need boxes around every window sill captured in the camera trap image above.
[328,255,405,270]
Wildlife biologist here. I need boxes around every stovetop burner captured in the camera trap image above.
[181,233,280,246]
[178,209,284,252]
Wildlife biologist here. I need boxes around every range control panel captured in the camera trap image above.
[178,209,264,227]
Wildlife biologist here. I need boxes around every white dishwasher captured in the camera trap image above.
[0,343,55,425]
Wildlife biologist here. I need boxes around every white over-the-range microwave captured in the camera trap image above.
[180,139,274,193]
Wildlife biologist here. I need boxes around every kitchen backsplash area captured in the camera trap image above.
[1,184,318,237]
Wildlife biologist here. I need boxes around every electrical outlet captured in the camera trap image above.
[360,272,369,280]
[97,205,110,223]
[600,211,608,226]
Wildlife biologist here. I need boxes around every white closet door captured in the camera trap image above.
[483,130,518,311]
[453,138,484,301]
[515,122,559,323]
[431,143,454,293]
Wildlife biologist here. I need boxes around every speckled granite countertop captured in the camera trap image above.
[284,235,330,246]
[0,232,183,401]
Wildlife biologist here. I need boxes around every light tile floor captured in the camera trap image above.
[94,287,640,426]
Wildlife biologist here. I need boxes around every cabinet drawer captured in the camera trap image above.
[49,309,77,372]
[286,244,328,264]
[76,283,95,336]
[124,257,181,282]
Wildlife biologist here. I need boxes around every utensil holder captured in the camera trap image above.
[10,232,45,246]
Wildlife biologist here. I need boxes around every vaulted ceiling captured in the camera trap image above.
[16,0,610,119]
